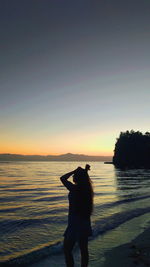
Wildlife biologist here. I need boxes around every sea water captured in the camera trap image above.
[0,161,150,266]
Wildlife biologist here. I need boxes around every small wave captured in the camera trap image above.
[2,188,50,194]
[0,207,22,213]
[95,192,116,196]
[97,184,114,187]
[0,218,51,236]
[96,194,150,210]
[39,207,67,216]
[0,195,29,202]
[2,188,37,192]
[9,176,26,178]
[0,161,11,164]
[1,216,67,237]
[118,185,142,190]
[93,206,150,237]
[33,196,65,202]
[0,240,63,266]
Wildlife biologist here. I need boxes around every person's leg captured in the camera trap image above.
[63,237,76,267]
[79,237,89,267]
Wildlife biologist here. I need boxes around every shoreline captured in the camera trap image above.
[28,214,150,267]
[103,227,150,267]
[2,218,149,267]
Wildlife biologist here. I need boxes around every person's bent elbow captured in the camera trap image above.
[60,176,64,182]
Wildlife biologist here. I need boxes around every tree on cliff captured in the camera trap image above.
[113,130,150,168]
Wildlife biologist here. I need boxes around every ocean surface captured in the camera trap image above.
[0,161,150,266]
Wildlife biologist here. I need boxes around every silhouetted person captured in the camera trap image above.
[60,165,94,267]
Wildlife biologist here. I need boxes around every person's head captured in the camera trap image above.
[85,164,90,171]
[73,167,87,184]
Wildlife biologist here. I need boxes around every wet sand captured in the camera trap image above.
[103,227,150,267]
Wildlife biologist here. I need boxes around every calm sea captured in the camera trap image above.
[0,161,150,266]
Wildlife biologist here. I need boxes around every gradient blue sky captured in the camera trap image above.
[0,0,150,155]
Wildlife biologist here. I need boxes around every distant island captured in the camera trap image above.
[0,153,112,162]
[113,130,150,168]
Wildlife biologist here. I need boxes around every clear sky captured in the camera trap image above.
[0,0,150,156]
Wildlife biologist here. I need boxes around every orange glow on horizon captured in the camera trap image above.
[0,131,114,157]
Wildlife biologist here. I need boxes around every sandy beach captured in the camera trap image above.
[103,227,150,267]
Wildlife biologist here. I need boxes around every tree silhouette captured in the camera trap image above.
[113,130,150,168]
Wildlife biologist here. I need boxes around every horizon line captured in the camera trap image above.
[0,152,113,157]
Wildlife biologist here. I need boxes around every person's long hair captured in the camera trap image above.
[74,167,94,218]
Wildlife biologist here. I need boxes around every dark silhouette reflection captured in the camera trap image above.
[60,164,94,267]
[115,168,150,198]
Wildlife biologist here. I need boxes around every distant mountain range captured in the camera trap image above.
[0,153,112,162]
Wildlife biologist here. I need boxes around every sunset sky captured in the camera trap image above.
[0,0,150,156]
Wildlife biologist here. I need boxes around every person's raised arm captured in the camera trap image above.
[60,170,76,190]
[60,170,75,182]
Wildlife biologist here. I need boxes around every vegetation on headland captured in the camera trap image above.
[113,130,150,168]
